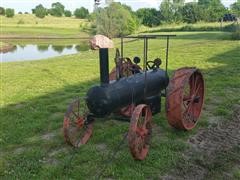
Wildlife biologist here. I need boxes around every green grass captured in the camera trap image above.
[0,14,90,37]
[0,31,240,179]
[140,21,235,33]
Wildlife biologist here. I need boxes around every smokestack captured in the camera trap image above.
[99,48,109,85]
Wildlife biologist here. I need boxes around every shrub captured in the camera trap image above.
[96,2,137,38]
[33,4,47,18]
[0,7,5,15]
[5,8,14,18]
[50,2,65,17]
[74,7,89,19]
[64,10,72,17]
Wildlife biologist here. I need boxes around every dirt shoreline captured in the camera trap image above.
[0,43,16,53]
[0,36,90,40]
[162,105,240,179]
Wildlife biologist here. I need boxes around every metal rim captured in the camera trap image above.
[63,99,94,147]
[166,67,204,130]
[128,104,152,160]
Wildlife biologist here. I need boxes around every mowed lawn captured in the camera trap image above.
[0,31,239,179]
[0,14,89,37]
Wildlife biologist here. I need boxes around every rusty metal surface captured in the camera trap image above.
[90,35,114,49]
[128,104,152,160]
[109,58,141,81]
[63,99,94,147]
[166,67,204,130]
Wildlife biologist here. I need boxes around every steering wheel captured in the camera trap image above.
[146,58,162,70]
[146,61,157,70]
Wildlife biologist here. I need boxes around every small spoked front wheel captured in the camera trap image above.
[166,67,204,130]
[63,98,94,147]
[128,104,152,160]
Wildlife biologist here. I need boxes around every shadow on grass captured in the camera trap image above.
[0,45,239,146]
[0,78,98,146]
[0,42,239,179]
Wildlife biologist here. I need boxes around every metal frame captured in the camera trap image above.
[120,35,176,98]
[120,35,176,75]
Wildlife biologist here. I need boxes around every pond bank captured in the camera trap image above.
[0,36,90,40]
[0,42,16,53]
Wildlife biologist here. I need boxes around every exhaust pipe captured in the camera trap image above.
[99,48,109,85]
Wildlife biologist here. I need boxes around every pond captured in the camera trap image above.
[1,43,89,62]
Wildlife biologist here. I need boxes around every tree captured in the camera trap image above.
[33,4,47,18]
[74,7,89,18]
[231,0,240,17]
[136,8,161,27]
[5,8,14,18]
[160,0,174,23]
[64,10,72,17]
[181,2,200,23]
[172,1,184,22]
[95,2,137,38]
[0,7,5,15]
[198,0,211,7]
[50,2,65,17]
[207,0,226,21]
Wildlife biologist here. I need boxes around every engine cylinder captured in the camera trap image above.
[86,69,169,117]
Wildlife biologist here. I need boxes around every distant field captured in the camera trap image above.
[0,14,90,37]
[139,21,235,33]
[1,14,237,38]
[1,31,239,179]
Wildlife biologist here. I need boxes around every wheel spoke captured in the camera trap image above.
[194,84,201,95]
[71,110,79,119]
[143,109,149,128]
[63,99,93,147]
[167,68,204,130]
[183,95,191,101]
[77,100,80,117]
[128,105,152,160]
[194,74,199,92]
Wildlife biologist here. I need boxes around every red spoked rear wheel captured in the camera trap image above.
[128,104,152,160]
[63,99,94,147]
[166,67,204,130]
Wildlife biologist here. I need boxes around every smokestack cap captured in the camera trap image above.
[90,35,114,50]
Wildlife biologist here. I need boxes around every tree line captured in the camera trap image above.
[136,0,240,26]
[0,0,239,38]
[0,2,90,19]
[93,0,240,37]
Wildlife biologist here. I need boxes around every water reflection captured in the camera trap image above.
[1,43,89,62]
[19,44,26,49]
[52,45,64,53]
[37,45,49,52]
[66,45,73,49]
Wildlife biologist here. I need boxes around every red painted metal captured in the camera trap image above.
[63,99,93,147]
[128,104,152,160]
[166,67,204,130]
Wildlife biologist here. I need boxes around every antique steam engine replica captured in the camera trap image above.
[63,35,204,160]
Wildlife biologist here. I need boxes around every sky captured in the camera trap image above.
[0,0,237,13]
